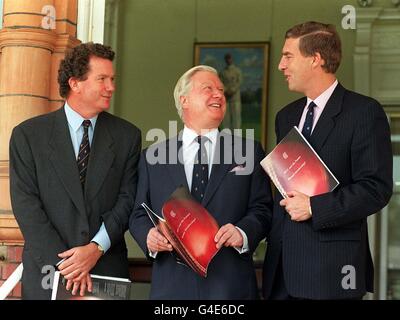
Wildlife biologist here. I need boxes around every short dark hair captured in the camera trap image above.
[57,42,115,98]
[285,21,342,73]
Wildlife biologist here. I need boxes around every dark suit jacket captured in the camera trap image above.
[262,83,393,299]
[129,131,273,299]
[9,107,141,299]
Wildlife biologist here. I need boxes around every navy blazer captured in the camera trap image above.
[262,83,393,299]
[130,131,273,299]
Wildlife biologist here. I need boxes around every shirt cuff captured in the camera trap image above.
[148,250,157,258]
[234,227,249,254]
[91,223,111,253]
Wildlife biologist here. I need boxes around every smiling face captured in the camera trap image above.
[278,37,314,95]
[180,71,226,133]
[68,56,115,118]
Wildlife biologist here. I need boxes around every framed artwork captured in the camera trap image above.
[194,42,270,148]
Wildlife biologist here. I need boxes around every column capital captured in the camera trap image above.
[0,29,82,55]
[0,28,57,52]
[54,34,81,53]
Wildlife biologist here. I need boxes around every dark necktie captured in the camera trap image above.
[191,136,209,203]
[301,101,316,141]
[77,120,91,188]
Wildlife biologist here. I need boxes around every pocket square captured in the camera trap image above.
[229,165,245,173]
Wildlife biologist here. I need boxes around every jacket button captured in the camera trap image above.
[81,231,88,237]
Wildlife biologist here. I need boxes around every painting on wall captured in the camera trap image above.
[194,42,269,148]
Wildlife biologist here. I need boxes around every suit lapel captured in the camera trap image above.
[279,98,306,141]
[310,83,344,153]
[202,131,233,207]
[48,107,86,216]
[166,135,190,191]
[85,112,115,202]
[288,98,306,131]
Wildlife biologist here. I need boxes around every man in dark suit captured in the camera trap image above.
[262,21,393,300]
[9,43,141,299]
[129,65,273,299]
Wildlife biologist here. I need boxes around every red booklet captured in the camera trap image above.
[142,186,220,277]
[260,126,339,198]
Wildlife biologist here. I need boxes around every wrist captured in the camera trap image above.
[90,241,104,255]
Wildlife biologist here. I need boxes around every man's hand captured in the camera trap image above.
[214,223,243,249]
[147,227,172,253]
[57,243,102,282]
[280,190,312,222]
[65,273,93,296]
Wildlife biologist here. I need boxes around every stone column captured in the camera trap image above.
[354,7,382,96]
[0,0,80,299]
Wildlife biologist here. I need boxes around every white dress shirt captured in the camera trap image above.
[64,102,111,253]
[181,126,218,188]
[298,80,338,133]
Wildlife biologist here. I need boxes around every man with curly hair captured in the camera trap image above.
[10,42,142,299]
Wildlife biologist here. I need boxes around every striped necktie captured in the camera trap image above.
[77,120,91,188]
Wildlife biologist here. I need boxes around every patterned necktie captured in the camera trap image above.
[191,136,209,203]
[77,120,91,188]
[301,101,316,141]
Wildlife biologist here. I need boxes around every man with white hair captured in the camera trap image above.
[129,65,272,299]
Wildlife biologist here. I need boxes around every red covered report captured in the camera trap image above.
[260,126,339,198]
[142,186,220,277]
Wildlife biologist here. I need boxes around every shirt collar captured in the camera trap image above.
[64,101,98,131]
[182,126,218,146]
[306,79,338,108]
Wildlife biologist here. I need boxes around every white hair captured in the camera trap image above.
[173,65,218,120]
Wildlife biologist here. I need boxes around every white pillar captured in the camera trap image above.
[77,0,105,43]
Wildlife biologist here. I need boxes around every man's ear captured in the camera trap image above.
[180,95,188,109]
[68,78,80,93]
[312,52,324,68]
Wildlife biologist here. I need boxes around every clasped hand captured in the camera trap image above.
[57,243,102,296]
[279,190,312,222]
[147,223,244,253]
